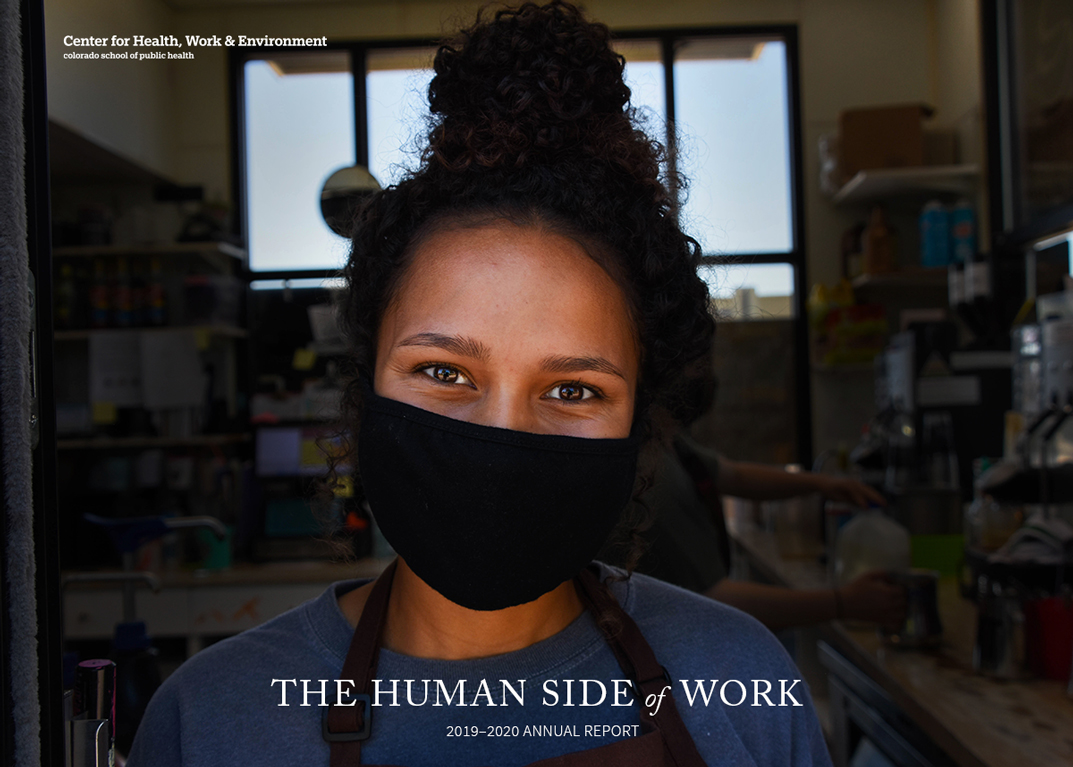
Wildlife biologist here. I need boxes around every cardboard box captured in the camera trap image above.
[923,130,958,166]
[839,103,934,181]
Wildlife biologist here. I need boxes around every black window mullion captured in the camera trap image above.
[660,36,679,214]
[783,28,805,260]
[353,45,369,168]
[781,28,812,467]
[228,49,249,248]
[250,269,344,283]
[701,253,800,266]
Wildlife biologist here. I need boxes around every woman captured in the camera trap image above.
[636,434,907,632]
[127,3,832,765]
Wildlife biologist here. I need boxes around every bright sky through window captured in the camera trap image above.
[675,41,793,256]
[367,67,435,187]
[698,262,794,298]
[245,60,355,272]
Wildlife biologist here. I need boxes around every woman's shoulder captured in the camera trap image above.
[126,580,364,764]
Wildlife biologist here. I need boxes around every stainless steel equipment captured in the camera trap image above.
[881,569,943,648]
[876,323,1013,513]
[973,576,1029,680]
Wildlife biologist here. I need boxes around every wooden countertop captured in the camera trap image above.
[726,512,1073,767]
[63,557,394,590]
[62,559,396,643]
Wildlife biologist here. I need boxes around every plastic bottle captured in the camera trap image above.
[862,205,896,275]
[919,200,950,267]
[835,508,912,586]
[807,283,830,331]
[841,222,866,280]
[951,199,976,264]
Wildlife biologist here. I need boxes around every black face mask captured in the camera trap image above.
[357,384,641,611]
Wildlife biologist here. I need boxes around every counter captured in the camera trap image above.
[725,509,1073,767]
[63,558,393,655]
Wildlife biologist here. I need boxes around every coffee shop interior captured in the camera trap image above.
[7,0,1073,764]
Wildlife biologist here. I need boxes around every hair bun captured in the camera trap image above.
[427,1,632,169]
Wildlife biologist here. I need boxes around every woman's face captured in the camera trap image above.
[374,222,639,439]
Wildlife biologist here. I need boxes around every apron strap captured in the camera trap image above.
[328,560,707,767]
[326,558,399,767]
[574,567,708,767]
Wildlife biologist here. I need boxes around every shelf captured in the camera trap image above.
[57,433,250,450]
[852,268,948,290]
[54,325,247,341]
[62,557,392,590]
[811,362,875,374]
[831,164,979,206]
[53,241,246,261]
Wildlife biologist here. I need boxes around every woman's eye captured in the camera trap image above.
[548,383,595,402]
[421,365,470,385]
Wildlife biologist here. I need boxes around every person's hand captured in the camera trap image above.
[814,474,887,507]
[838,570,907,630]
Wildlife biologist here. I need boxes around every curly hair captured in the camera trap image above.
[332,0,715,572]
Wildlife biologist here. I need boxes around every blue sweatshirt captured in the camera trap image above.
[127,565,832,766]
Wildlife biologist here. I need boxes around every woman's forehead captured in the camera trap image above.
[380,223,640,364]
[402,223,617,299]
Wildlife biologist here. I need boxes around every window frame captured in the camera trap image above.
[229,24,811,464]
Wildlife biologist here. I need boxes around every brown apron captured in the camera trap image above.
[324,559,708,767]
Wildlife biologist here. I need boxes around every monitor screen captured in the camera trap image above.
[255,426,347,477]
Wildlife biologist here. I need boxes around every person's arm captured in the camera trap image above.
[704,570,906,633]
[717,458,886,507]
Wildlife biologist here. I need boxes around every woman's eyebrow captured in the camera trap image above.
[541,355,626,380]
[397,332,489,361]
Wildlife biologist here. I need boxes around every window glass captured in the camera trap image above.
[1012,0,1073,228]
[245,53,355,272]
[698,262,795,320]
[250,277,346,291]
[242,37,797,270]
[366,48,436,188]
[616,40,666,136]
[674,39,792,255]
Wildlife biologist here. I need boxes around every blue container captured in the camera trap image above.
[919,201,950,267]
[951,200,976,264]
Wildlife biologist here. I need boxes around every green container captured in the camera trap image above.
[198,524,233,570]
[910,533,963,577]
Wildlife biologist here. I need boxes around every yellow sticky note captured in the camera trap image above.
[298,437,321,467]
[193,328,212,351]
[92,401,118,425]
[292,347,317,371]
[332,475,354,498]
